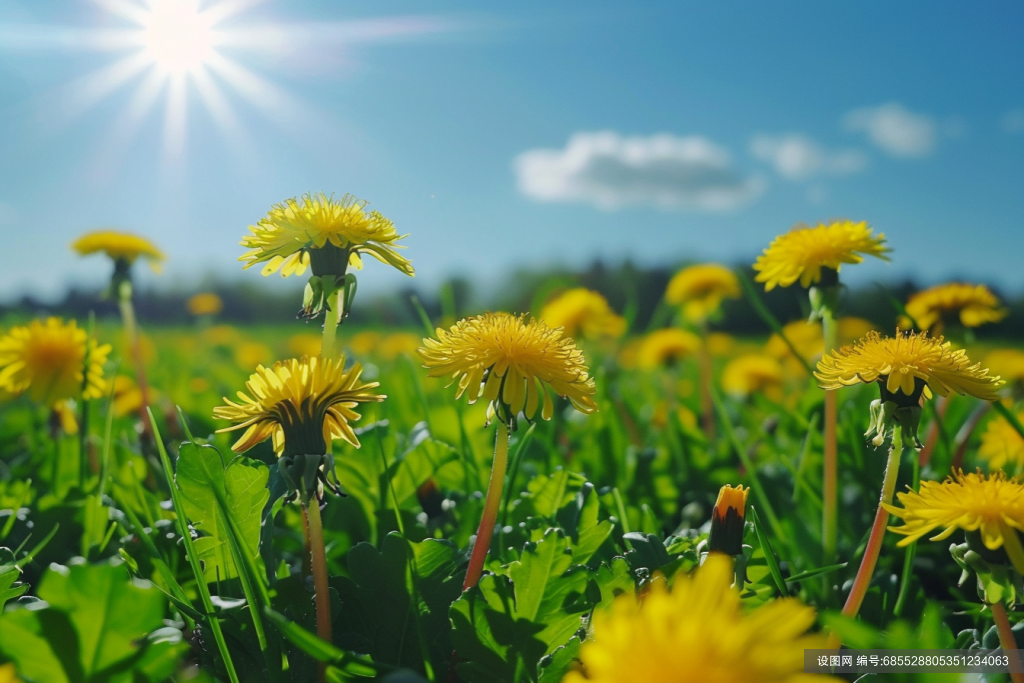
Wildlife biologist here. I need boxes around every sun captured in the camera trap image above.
[141,0,217,74]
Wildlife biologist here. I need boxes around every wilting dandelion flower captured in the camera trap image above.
[636,329,702,370]
[540,288,626,340]
[754,220,889,291]
[418,312,597,428]
[214,355,384,456]
[564,553,836,683]
[979,412,1024,470]
[722,354,784,401]
[816,330,1002,447]
[240,193,413,278]
[71,230,165,272]
[884,470,1024,573]
[187,292,223,316]
[708,484,749,556]
[902,282,1008,333]
[0,318,110,407]
[665,263,741,323]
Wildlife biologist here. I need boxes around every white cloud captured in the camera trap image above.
[513,131,764,211]
[749,134,867,180]
[1001,109,1024,134]
[843,103,936,157]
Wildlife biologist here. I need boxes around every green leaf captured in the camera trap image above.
[264,607,379,677]
[176,442,269,583]
[750,506,788,597]
[0,549,27,610]
[450,529,592,683]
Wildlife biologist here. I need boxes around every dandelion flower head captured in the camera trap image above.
[636,328,702,370]
[240,193,413,278]
[902,282,1008,333]
[978,412,1024,471]
[540,288,626,340]
[71,230,164,272]
[214,355,384,455]
[187,292,223,316]
[418,312,597,426]
[665,263,741,323]
[754,220,889,291]
[0,318,110,406]
[722,354,785,401]
[563,553,836,683]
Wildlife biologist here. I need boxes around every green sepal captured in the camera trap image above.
[950,541,1021,606]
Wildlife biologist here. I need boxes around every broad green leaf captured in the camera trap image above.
[176,442,269,583]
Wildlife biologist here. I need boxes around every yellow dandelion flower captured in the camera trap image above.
[240,192,414,278]
[705,331,735,357]
[112,376,152,419]
[838,316,878,341]
[815,330,1003,401]
[902,282,1008,333]
[186,292,223,316]
[564,553,836,683]
[418,312,597,426]
[722,354,785,401]
[214,356,384,455]
[539,288,626,340]
[650,401,698,431]
[235,341,272,370]
[883,470,1024,572]
[287,333,323,359]
[983,349,1024,386]
[753,220,889,291]
[978,412,1024,470]
[379,332,422,361]
[347,330,383,357]
[203,324,238,347]
[71,230,164,272]
[0,318,110,407]
[636,329,702,370]
[0,662,22,683]
[767,318,879,374]
[665,263,741,323]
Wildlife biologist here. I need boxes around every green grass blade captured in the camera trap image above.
[750,505,788,597]
[736,270,814,375]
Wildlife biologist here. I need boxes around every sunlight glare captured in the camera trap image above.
[142,0,215,73]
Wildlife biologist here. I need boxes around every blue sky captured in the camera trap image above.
[1,0,1022,303]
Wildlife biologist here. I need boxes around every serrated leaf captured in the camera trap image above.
[176,443,269,583]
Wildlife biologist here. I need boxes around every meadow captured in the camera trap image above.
[1,210,1023,683]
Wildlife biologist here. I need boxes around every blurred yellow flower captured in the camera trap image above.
[0,662,22,683]
[214,355,384,454]
[902,283,1008,333]
[816,330,1003,401]
[650,401,698,431]
[235,341,272,369]
[766,318,880,374]
[71,230,165,272]
[203,324,238,347]
[636,329,701,370]
[418,312,597,426]
[540,288,626,340]
[665,263,740,323]
[379,332,422,361]
[753,220,889,290]
[722,354,784,401]
[187,292,223,316]
[240,193,414,278]
[884,470,1024,571]
[563,553,835,683]
[704,331,736,358]
[0,318,110,407]
[287,333,323,359]
[347,330,383,357]
[838,316,877,341]
[978,412,1024,470]
[983,349,1024,386]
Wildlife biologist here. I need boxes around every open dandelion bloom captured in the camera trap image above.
[187,292,223,316]
[753,220,889,291]
[71,230,165,272]
[540,288,626,340]
[665,263,741,323]
[214,355,384,455]
[816,331,1003,402]
[902,282,1008,333]
[978,412,1024,470]
[636,329,702,370]
[884,470,1024,572]
[564,553,835,683]
[418,312,597,427]
[240,193,413,278]
[0,318,110,406]
[722,354,784,401]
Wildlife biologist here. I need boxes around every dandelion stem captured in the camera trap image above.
[991,601,1024,683]
[830,425,903,646]
[821,306,838,564]
[117,281,153,443]
[699,320,715,440]
[320,288,344,359]
[304,499,333,681]
[463,422,510,591]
